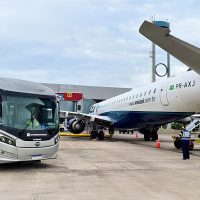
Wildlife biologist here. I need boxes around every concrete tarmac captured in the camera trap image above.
[0,133,200,200]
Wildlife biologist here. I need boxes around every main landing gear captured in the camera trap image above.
[89,127,114,141]
[90,127,105,140]
[139,126,159,141]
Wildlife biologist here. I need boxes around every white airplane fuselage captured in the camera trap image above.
[90,70,200,129]
[66,20,200,141]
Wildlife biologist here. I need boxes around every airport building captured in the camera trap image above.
[42,83,131,113]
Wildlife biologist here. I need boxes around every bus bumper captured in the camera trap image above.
[17,142,59,161]
[0,142,59,163]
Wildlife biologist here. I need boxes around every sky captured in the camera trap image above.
[0,0,200,88]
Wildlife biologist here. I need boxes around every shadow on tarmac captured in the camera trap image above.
[0,161,53,171]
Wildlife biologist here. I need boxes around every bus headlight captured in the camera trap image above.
[0,134,16,146]
[54,135,60,144]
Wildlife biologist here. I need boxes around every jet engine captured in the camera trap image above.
[67,118,85,134]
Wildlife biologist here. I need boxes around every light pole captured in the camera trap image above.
[151,20,170,81]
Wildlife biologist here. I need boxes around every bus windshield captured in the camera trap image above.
[0,94,59,131]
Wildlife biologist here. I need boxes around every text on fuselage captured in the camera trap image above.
[169,80,195,90]
[129,97,155,106]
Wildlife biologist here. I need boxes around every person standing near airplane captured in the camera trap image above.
[180,129,191,160]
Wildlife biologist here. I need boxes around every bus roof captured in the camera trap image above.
[0,77,55,96]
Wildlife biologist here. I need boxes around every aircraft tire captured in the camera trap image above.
[98,131,105,140]
[151,131,158,141]
[90,131,97,140]
[174,138,181,149]
[144,133,150,141]
[189,141,194,151]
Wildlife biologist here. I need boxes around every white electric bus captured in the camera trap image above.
[0,77,60,163]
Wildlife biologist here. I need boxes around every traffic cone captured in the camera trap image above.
[155,139,160,149]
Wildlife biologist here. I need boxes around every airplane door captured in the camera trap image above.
[160,82,169,106]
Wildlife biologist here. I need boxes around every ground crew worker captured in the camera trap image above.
[180,129,190,160]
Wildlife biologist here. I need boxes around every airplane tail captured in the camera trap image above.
[139,20,200,75]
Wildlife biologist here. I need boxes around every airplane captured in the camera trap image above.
[65,20,200,142]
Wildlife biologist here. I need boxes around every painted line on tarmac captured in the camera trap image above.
[59,132,111,138]
[59,132,90,137]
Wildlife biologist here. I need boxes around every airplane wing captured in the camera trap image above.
[66,111,113,127]
[139,20,200,75]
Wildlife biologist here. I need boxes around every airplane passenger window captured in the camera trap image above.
[149,90,151,95]
[154,88,156,93]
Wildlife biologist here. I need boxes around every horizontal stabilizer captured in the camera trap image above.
[139,20,200,75]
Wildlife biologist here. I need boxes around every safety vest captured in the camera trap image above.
[27,119,40,128]
[181,130,190,140]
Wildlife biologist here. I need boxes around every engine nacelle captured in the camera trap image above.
[67,118,85,134]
